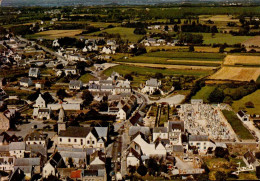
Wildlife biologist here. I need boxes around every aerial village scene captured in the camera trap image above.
[1,0,260,180]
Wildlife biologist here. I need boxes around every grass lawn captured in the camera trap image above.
[159,105,169,126]
[191,86,216,103]
[149,105,158,117]
[222,110,254,140]
[87,27,144,43]
[103,64,213,77]
[197,33,251,45]
[232,90,260,115]
[79,73,95,83]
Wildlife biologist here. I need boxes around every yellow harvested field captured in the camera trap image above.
[123,62,217,70]
[195,46,220,53]
[209,67,260,81]
[243,36,260,47]
[35,30,83,39]
[199,15,239,22]
[223,55,260,65]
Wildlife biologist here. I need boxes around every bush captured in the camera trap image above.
[137,165,147,176]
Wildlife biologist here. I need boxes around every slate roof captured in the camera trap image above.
[59,126,98,138]
[94,127,108,138]
[20,77,31,83]
[9,142,25,151]
[244,151,257,165]
[146,78,159,87]
[168,121,184,132]
[69,80,82,87]
[25,131,47,141]
[14,158,40,166]
[129,112,142,126]
[238,110,246,118]
[129,126,151,136]
[153,127,168,133]
[189,135,209,142]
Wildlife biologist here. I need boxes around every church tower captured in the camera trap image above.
[58,105,66,134]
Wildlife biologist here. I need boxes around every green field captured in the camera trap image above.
[192,86,216,103]
[87,27,144,43]
[103,64,213,77]
[79,73,95,83]
[198,33,251,45]
[232,90,260,115]
[222,110,254,140]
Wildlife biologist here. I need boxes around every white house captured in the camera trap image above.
[33,108,51,120]
[188,135,215,154]
[29,68,40,78]
[24,131,48,147]
[126,148,141,167]
[116,105,130,120]
[20,77,33,87]
[52,39,60,47]
[101,47,115,54]
[34,94,46,108]
[58,126,107,149]
[69,80,83,90]
[64,66,78,76]
[113,80,131,95]
[0,156,15,172]
[237,110,249,122]
[9,142,26,158]
[42,152,65,178]
[141,78,161,94]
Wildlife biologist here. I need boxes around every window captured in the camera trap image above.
[92,141,95,144]
[87,141,89,144]
[74,139,77,142]
[60,138,62,142]
[197,143,200,145]
[68,139,71,142]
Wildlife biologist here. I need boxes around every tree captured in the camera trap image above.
[245,101,254,108]
[147,158,158,176]
[43,92,54,104]
[124,74,133,81]
[27,89,41,101]
[164,25,169,31]
[154,72,163,79]
[256,166,260,179]
[134,27,147,35]
[215,147,229,158]
[208,87,224,103]
[215,171,227,181]
[189,45,195,52]
[137,165,147,176]
[56,64,64,69]
[56,89,68,100]
[128,165,136,175]
[173,24,179,32]
[82,90,93,107]
[219,45,225,53]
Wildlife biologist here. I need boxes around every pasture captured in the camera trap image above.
[191,86,216,103]
[103,64,213,77]
[87,27,143,43]
[209,67,260,82]
[222,110,254,140]
[232,90,260,115]
[223,55,260,66]
[198,33,251,45]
